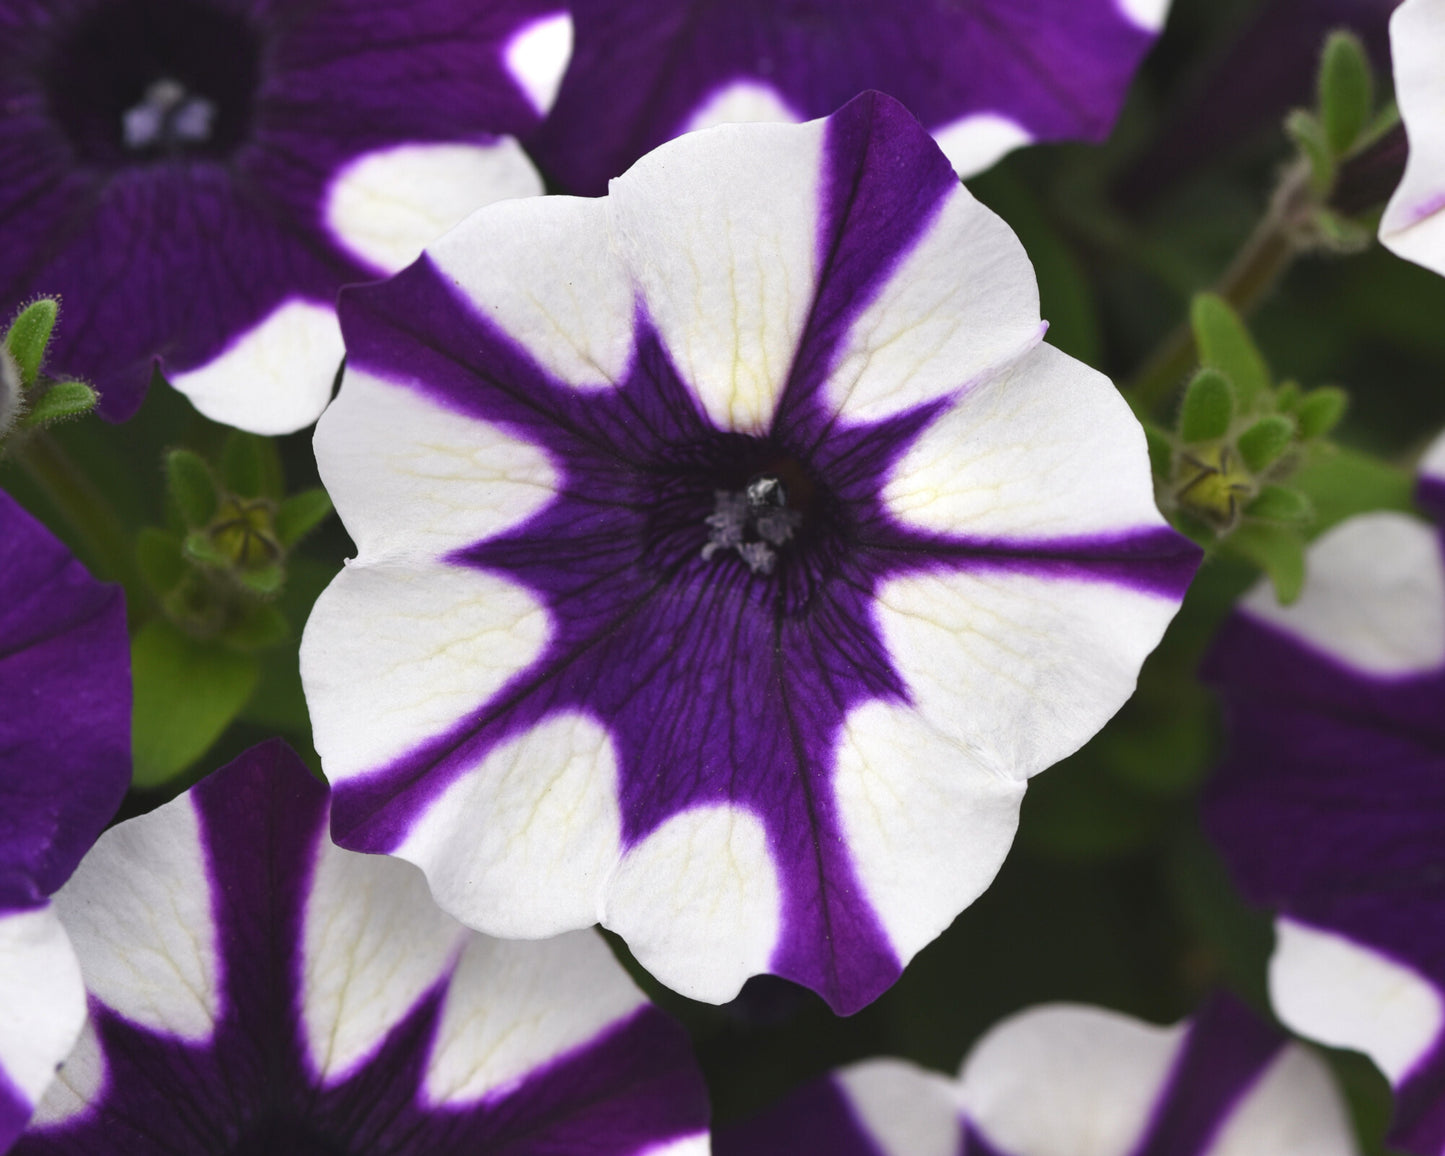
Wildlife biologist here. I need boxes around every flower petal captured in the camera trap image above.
[1381,0,1445,277]
[526,0,1168,194]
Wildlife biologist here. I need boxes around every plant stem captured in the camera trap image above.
[1126,162,1313,415]
[14,430,146,610]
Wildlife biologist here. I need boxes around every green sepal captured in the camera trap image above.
[1291,445,1413,530]
[131,618,260,788]
[1245,485,1314,524]
[1191,293,1271,407]
[275,488,333,548]
[166,449,219,527]
[1318,30,1374,157]
[183,529,230,569]
[1311,207,1372,253]
[1143,423,1173,479]
[20,380,97,428]
[1179,369,1236,443]
[220,430,284,499]
[1237,415,1296,473]
[1295,386,1348,439]
[216,603,290,652]
[1284,109,1336,197]
[5,299,58,390]
[236,561,285,596]
[135,527,187,596]
[1274,381,1302,412]
[1225,522,1307,604]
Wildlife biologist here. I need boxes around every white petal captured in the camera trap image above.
[301,560,550,783]
[506,12,573,116]
[682,81,802,133]
[301,839,468,1084]
[958,1004,1187,1156]
[873,568,1181,780]
[1420,427,1445,490]
[1381,0,1445,277]
[883,342,1163,539]
[29,1016,103,1129]
[605,804,781,1004]
[933,113,1034,180]
[314,366,559,564]
[1240,512,1445,676]
[1270,917,1444,1086]
[425,929,646,1105]
[639,1136,711,1156]
[326,140,544,274]
[52,793,219,1042]
[0,906,85,1125]
[1207,1044,1359,1156]
[396,712,623,939]
[836,1059,961,1156]
[427,195,636,390]
[823,179,1042,425]
[169,299,344,435]
[834,700,1025,965]
[607,119,827,434]
[1116,0,1172,33]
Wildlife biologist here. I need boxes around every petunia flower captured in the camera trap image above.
[0,491,129,1151]
[525,0,1173,196]
[716,996,1359,1155]
[1380,0,1445,277]
[1204,431,1445,1156]
[0,0,572,434]
[12,740,711,1156]
[300,91,1200,1015]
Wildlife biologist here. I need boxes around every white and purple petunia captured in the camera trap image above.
[1380,0,1445,276]
[12,739,710,1156]
[0,0,573,434]
[300,91,1200,1015]
[0,491,129,1151]
[1205,431,1445,1156]
[525,0,1173,196]
[716,996,1359,1156]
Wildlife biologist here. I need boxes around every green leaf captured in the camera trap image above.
[236,561,284,596]
[220,431,284,499]
[1318,30,1374,157]
[1237,415,1297,473]
[1143,423,1173,479]
[135,527,187,596]
[5,298,58,389]
[131,618,259,788]
[1225,522,1307,604]
[1246,485,1314,524]
[1284,109,1336,197]
[216,603,290,651]
[1312,207,1372,253]
[20,380,97,427]
[1274,380,1302,411]
[275,488,333,548]
[166,449,219,527]
[1179,369,1236,443]
[183,529,229,569]
[1291,444,1413,531]
[1296,386,1349,439]
[1191,294,1271,407]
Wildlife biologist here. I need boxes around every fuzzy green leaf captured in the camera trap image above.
[221,431,284,499]
[1246,485,1314,524]
[166,449,219,527]
[20,381,96,427]
[275,488,333,548]
[131,618,259,788]
[1144,423,1173,479]
[1179,369,1236,443]
[135,527,187,596]
[1191,294,1271,407]
[1284,109,1336,197]
[1237,415,1296,473]
[5,299,57,389]
[1296,387,1348,439]
[1226,522,1307,604]
[1318,30,1374,156]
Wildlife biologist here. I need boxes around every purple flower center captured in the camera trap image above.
[45,0,260,164]
[230,1116,350,1156]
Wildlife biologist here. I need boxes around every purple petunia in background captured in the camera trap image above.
[299,92,1199,1015]
[526,0,1172,196]
[13,741,710,1156]
[716,996,1358,1155]
[0,0,572,434]
[0,492,129,1151]
[1205,432,1445,1156]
